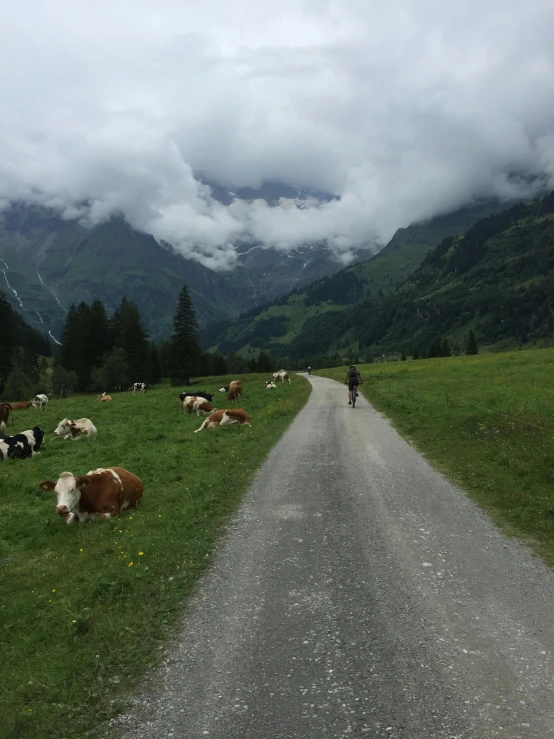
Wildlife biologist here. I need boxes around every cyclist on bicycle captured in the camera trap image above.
[307,366,312,376]
[344,365,363,405]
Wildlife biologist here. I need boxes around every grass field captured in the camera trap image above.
[0,375,310,738]
[318,349,554,565]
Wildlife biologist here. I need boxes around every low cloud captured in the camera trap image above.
[1,0,553,269]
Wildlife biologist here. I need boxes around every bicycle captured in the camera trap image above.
[351,385,358,408]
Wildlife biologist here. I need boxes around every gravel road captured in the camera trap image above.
[116,375,554,739]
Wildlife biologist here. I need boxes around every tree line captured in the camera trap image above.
[0,289,52,400]
[56,285,231,393]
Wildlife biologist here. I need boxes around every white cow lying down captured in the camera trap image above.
[53,418,97,440]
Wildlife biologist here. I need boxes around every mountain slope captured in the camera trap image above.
[202,199,510,355]
[0,205,234,341]
[286,192,554,357]
[0,200,368,340]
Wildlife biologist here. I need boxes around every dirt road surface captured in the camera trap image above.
[115,375,554,739]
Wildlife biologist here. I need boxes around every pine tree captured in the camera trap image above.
[148,342,162,385]
[441,338,451,357]
[91,347,130,391]
[58,304,80,374]
[401,352,407,361]
[213,354,228,375]
[111,299,150,382]
[73,302,93,387]
[427,338,440,358]
[87,299,112,368]
[168,285,202,386]
[465,330,478,355]
[256,351,272,373]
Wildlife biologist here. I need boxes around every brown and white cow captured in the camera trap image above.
[273,370,291,384]
[7,400,33,410]
[53,418,97,440]
[194,408,251,433]
[226,380,243,402]
[182,396,215,416]
[0,403,11,435]
[40,466,144,524]
[98,393,112,402]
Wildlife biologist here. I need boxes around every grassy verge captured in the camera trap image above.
[317,350,554,564]
[0,374,310,738]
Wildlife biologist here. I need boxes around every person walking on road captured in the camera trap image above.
[345,364,363,405]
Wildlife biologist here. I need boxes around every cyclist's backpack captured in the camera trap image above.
[348,368,358,380]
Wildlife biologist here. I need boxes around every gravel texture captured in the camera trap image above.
[114,375,554,738]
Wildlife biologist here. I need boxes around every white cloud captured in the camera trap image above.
[1,0,553,269]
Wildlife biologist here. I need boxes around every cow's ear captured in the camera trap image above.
[40,481,56,491]
[77,477,90,490]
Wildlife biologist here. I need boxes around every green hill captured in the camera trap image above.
[202,199,510,355]
[286,192,554,357]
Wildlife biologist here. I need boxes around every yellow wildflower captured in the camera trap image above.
[128,562,134,567]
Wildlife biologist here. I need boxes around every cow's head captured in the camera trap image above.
[40,472,90,515]
[53,418,73,437]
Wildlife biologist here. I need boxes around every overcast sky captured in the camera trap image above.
[1,0,553,269]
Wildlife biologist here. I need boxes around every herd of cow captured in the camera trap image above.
[0,370,291,524]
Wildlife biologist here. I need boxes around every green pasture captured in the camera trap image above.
[0,375,310,738]
[318,348,554,565]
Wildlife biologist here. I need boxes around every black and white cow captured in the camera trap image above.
[0,426,44,461]
[179,391,214,403]
[132,383,147,393]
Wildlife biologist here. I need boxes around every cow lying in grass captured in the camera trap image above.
[264,381,277,388]
[182,396,215,416]
[53,418,97,440]
[194,408,251,433]
[40,467,144,524]
[98,393,112,402]
[0,427,44,460]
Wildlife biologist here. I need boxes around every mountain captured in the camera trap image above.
[216,192,554,359]
[349,192,554,355]
[0,183,368,341]
[0,204,232,342]
[201,178,339,206]
[202,199,511,355]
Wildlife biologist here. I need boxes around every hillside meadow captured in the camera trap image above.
[318,348,554,565]
[0,375,310,738]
